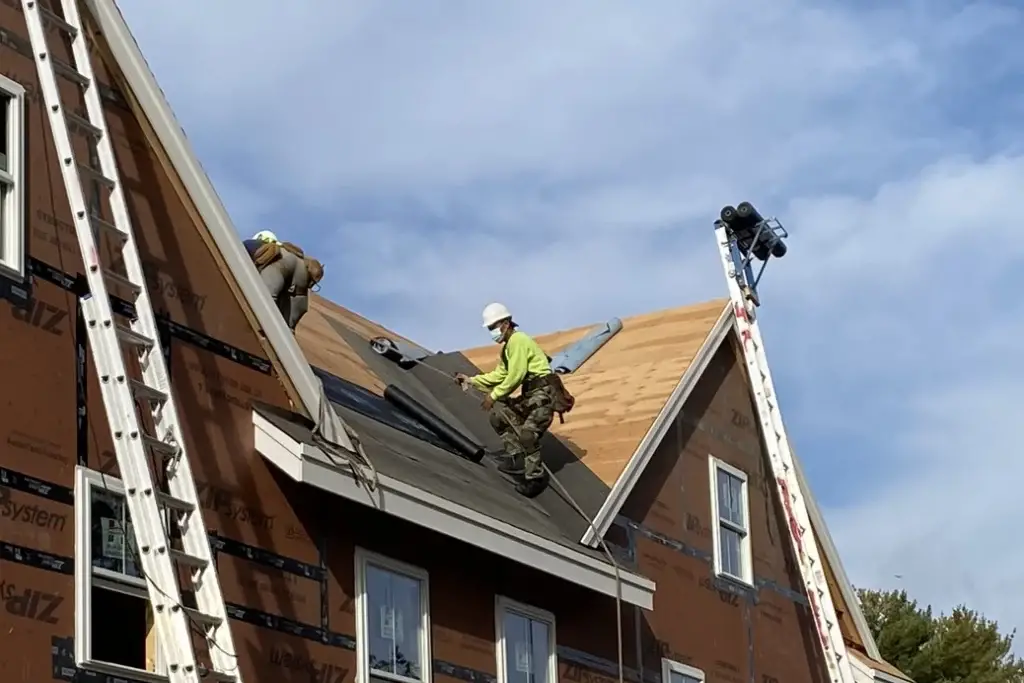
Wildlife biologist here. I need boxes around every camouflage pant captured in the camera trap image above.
[488,384,556,480]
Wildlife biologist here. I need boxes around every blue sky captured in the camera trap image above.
[121,0,1024,644]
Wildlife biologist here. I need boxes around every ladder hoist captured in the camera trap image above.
[22,1,238,681]
[714,202,854,683]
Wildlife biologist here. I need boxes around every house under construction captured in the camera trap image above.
[0,1,914,683]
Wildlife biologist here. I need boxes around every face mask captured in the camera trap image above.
[489,326,504,342]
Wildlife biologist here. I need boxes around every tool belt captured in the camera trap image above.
[252,242,281,270]
[521,374,555,394]
[251,241,324,286]
[522,373,575,423]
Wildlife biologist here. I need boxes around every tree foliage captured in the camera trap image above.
[856,588,1024,683]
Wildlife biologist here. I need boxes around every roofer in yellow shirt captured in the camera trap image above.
[456,303,572,498]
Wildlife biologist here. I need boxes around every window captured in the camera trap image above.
[74,467,165,679]
[495,597,556,683]
[0,74,25,279]
[662,659,705,683]
[708,457,752,585]
[355,548,432,683]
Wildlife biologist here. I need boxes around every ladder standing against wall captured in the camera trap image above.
[22,2,238,681]
[713,205,854,683]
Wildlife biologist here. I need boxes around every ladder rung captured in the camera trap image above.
[156,491,196,514]
[130,378,167,404]
[26,4,242,678]
[184,606,222,628]
[102,269,142,298]
[78,163,115,189]
[115,322,154,349]
[198,667,236,683]
[52,58,89,87]
[170,548,209,569]
[87,212,126,241]
[39,6,77,35]
[68,111,102,138]
[142,433,179,458]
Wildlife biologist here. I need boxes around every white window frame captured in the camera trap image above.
[662,659,705,683]
[0,73,26,280]
[74,467,167,682]
[495,596,557,683]
[708,456,753,586]
[354,547,432,683]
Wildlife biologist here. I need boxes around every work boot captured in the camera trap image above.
[497,454,525,475]
[515,477,547,499]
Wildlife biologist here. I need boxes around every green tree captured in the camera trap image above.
[856,588,1024,683]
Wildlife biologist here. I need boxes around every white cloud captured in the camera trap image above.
[118,0,1024,648]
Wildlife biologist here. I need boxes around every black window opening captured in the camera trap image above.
[312,366,456,454]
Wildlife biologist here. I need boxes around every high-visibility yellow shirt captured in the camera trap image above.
[470,330,551,400]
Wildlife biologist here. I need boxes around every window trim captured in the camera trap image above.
[494,596,558,683]
[74,466,166,683]
[708,456,753,586]
[0,73,25,280]
[662,658,705,683]
[354,547,432,683]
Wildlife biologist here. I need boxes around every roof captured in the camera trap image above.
[292,297,736,563]
[462,299,728,485]
[295,295,423,394]
[297,305,618,547]
[89,0,897,672]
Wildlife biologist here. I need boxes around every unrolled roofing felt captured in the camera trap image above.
[383,384,485,462]
[310,313,614,542]
[325,317,480,440]
[409,352,614,539]
[256,401,617,559]
[370,336,433,367]
[548,317,623,374]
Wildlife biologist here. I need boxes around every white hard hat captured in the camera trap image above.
[252,230,279,243]
[481,302,512,328]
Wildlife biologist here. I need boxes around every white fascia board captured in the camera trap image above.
[851,652,876,683]
[253,412,656,610]
[581,302,734,546]
[85,0,355,454]
[875,671,912,683]
[851,652,911,683]
[792,449,882,660]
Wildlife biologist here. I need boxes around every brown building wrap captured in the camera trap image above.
[620,341,830,683]
[0,3,863,683]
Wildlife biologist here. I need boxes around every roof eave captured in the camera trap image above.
[85,0,356,453]
[253,410,656,610]
[580,301,734,546]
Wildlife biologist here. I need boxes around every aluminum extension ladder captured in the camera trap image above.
[22,2,238,681]
[714,222,854,683]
